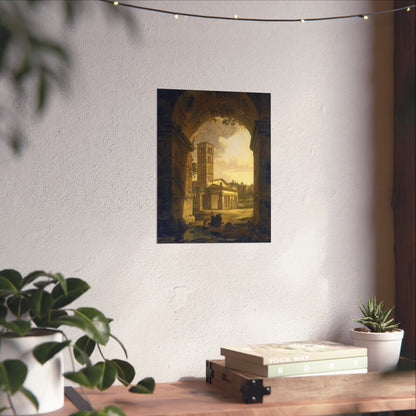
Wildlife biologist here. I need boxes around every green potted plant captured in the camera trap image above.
[0,269,155,416]
[351,296,404,372]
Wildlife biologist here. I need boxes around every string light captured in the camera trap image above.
[99,0,415,23]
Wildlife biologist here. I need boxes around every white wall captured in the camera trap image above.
[0,1,394,382]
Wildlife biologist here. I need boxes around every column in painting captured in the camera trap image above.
[250,120,271,238]
[171,125,195,225]
[157,119,175,238]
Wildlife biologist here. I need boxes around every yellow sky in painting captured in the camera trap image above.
[192,119,254,185]
[215,129,253,185]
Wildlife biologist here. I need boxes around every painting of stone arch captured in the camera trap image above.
[157,89,270,243]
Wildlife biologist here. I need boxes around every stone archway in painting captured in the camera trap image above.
[157,89,270,242]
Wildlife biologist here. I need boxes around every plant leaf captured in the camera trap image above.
[74,308,110,345]
[355,296,400,332]
[52,273,67,294]
[68,412,91,416]
[94,361,117,391]
[74,335,96,365]
[68,406,127,416]
[73,348,92,368]
[383,306,394,322]
[7,295,30,318]
[0,359,27,395]
[33,340,70,364]
[128,377,155,394]
[52,315,89,333]
[0,270,22,291]
[19,386,39,411]
[22,270,50,287]
[0,319,31,336]
[23,271,68,294]
[64,366,102,389]
[54,310,109,345]
[110,359,135,386]
[97,406,127,416]
[0,276,19,296]
[29,290,53,326]
[51,278,90,308]
[29,289,53,317]
[0,303,7,321]
[110,333,128,359]
[47,309,69,328]
[33,280,55,290]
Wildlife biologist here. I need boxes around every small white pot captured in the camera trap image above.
[0,329,64,415]
[351,328,404,372]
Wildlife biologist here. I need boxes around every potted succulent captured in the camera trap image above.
[351,296,404,372]
[0,269,155,416]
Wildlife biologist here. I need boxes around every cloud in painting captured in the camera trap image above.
[192,118,242,158]
[192,119,253,185]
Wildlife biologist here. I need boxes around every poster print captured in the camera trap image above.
[157,89,270,243]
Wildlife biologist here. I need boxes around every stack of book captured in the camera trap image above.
[220,341,368,378]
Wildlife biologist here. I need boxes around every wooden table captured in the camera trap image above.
[51,370,415,416]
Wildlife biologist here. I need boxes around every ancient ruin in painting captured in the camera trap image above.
[157,89,270,243]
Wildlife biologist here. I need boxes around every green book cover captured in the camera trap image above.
[225,355,368,377]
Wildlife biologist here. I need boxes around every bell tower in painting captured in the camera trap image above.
[197,142,214,187]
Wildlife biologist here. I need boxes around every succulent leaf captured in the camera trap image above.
[354,296,400,332]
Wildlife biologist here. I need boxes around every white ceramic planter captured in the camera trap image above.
[0,329,64,415]
[351,328,404,372]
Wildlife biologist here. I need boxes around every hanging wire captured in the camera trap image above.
[100,0,415,23]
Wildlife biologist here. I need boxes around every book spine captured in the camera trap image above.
[285,368,368,377]
[225,356,368,377]
[267,356,368,377]
[262,349,368,365]
[221,346,368,365]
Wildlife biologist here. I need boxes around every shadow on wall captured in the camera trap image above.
[322,2,396,344]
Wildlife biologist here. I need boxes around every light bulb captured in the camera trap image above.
[363,15,369,20]
[406,7,411,12]
[174,14,179,19]
[113,1,119,5]
[234,14,238,19]
[300,18,305,22]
